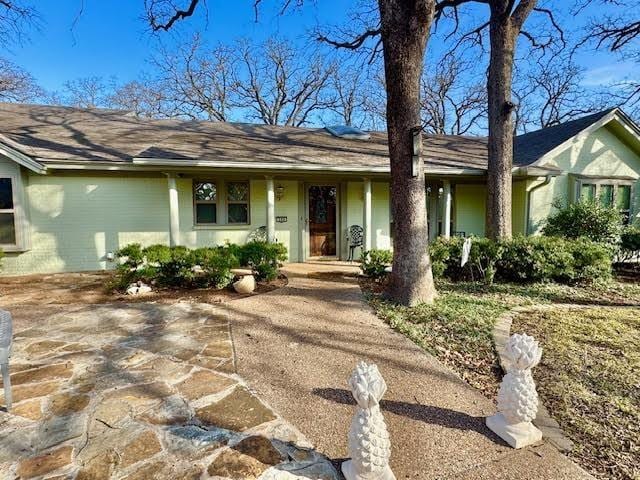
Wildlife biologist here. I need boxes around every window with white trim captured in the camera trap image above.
[0,177,17,246]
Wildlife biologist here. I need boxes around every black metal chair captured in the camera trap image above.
[347,225,364,261]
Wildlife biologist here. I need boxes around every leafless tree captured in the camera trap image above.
[107,78,169,118]
[326,64,386,129]
[513,54,602,133]
[0,0,38,45]
[233,39,335,127]
[143,0,443,305]
[436,1,565,239]
[421,55,487,134]
[0,57,42,102]
[49,76,113,109]
[153,35,236,121]
[581,0,640,112]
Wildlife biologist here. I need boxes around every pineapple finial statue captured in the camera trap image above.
[487,333,543,448]
[342,361,395,480]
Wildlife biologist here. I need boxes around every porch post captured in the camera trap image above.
[166,173,180,246]
[266,176,276,243]
[443,180,452,238]
[363,178,372,251]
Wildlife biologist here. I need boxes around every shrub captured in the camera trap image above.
[429,235,611,285]
[360,249,393,279]
[618,225,640,263]
[542,200,622,245]
[113,241,288,291]
[237,241,287,281]
[191,247,239,288]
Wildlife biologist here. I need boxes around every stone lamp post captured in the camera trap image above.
[487,333,543,449]
[0,309,13,410]
[342,361,395,480]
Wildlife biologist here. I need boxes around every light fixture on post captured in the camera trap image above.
[275,184,285,201]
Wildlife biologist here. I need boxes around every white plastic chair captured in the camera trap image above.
[0,309,12,410]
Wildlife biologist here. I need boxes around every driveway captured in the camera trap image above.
[228,262,594,479]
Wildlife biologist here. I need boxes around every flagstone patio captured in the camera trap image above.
[0,302,337,480]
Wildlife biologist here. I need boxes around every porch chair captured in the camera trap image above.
[0,309,12,410]
[347,225,364,261]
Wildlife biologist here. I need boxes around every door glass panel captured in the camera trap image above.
[0,213,16,244]
[599,184,614,207]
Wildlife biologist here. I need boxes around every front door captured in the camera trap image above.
[308,185,337,257]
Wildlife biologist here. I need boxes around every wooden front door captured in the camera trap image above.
[308,185,337,257]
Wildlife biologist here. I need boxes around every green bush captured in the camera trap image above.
[113,241,286,290]
[542,200,622,245]
[237,241,287,281]
[360,249,393,279]
[191,247,240,288]
[430,235,611,285]
[618,225,640,263]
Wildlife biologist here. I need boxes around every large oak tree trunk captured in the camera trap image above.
[486,12,515,240]
[380,0,437,305]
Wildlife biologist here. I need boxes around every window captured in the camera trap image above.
[617,185,632,224]
[226,181,249,224]
[599,184,614,207]
[194,182,217,224]
[0,178,16,245]
[580,183,596,202]
[575,178,634,225]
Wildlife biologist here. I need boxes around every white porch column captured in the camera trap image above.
[363,178,372,251]
[266,176,276,243]
[166,174,180,246]
[443,180,452,238]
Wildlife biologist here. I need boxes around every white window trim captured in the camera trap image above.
[0,173,29,252]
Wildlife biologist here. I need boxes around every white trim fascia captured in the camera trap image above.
[0,142,46,174]
[133,157,487,176]
[530,109,640,168]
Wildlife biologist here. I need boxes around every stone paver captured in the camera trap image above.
[228,262,595,479]
[0,302,338,479]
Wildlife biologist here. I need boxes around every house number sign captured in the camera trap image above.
[276,216,288,223]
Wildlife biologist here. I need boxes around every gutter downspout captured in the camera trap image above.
[525,175,553,236]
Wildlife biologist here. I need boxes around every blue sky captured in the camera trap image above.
[5,0,637,95]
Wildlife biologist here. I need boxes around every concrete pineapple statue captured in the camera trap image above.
[487,333,543,448]
[342,361,395,480]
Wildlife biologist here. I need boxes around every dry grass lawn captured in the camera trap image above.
[512,307,640,480]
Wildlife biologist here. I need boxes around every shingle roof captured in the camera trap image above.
[0,102,621,173]
[513,109,616,166]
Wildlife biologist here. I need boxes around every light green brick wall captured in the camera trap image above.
[0,171,391,275]
[528,125,640,234]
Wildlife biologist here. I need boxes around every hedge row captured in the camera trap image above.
[361,235,612,285]
[113,241,287,291]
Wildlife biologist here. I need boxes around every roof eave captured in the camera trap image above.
[0,141,47,174]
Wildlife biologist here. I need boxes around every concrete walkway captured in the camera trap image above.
[228,262,594,480]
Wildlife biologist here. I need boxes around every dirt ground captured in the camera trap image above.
[0,271,287,331]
